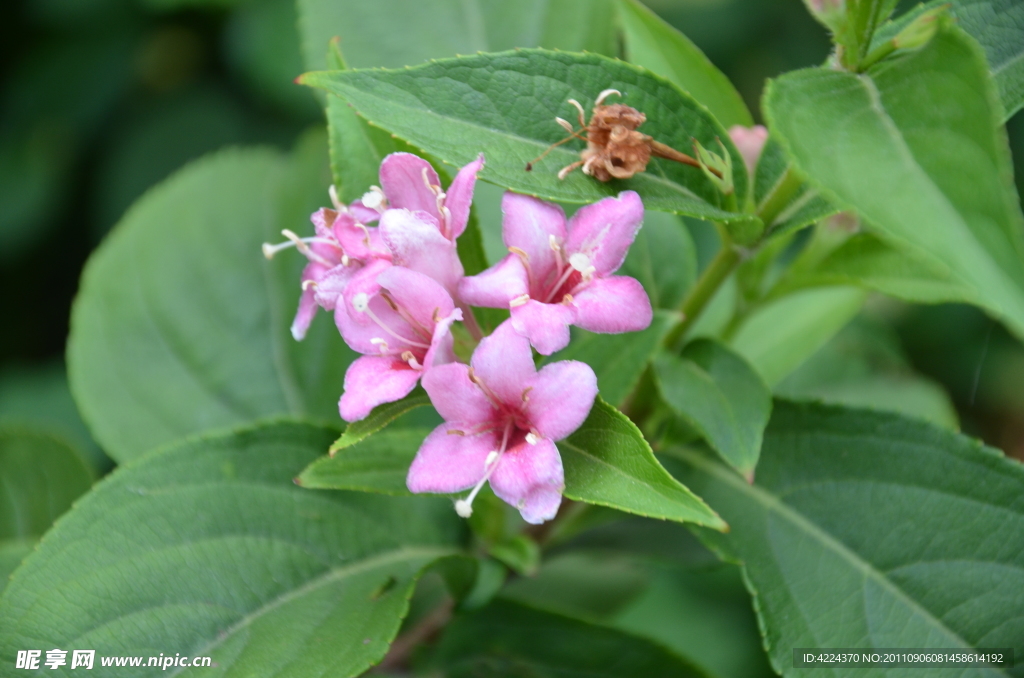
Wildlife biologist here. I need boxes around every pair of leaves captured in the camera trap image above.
[664,400,1024,676]
[0,421,465,677]
[765,23,1024,343]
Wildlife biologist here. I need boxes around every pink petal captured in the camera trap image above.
[501,192,566,288]
[565,191,644,277]
[510,300,574,356]
[470,320,536,404]
[310,207,337,239]
[526,361,598,441]
[490,437,564,524]
[341,258,392,324]
[422,362,496,425]
[335,291,418,355]
[312,263,355,311]
[423,309,462,370]
[729,124,768,175]
[380,209,464,295]
[290,287,319,341]
[334,213,389,262]
[348,201,381,224]
[572,276,652,334]
[339,355,421,422]
[407,423,499,494]
[458,254,529,309]
[379,153,441,222]
[376,266,455,333]
[444,153,484,240]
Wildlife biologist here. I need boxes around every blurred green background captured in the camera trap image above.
[1,0,1022,461]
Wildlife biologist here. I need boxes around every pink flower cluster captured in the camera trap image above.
[265,152,653,523]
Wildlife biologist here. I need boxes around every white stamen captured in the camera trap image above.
[361,187,385,210]
[352,293,369,313]
[567,98,586,122]
[455,500,473,518]
[555,117,575,133]
[262,242,286,259]
[509,293,531,308]
[549,234,561,252]
[301,279,318,291]
[453,429,508,520]
[525,433,538,445]
[370,337,390,354]
[329,184,344,211]
[569,252,595,277]
[422,167,442,196]
[402,351,423,370]
[595,88,621,105]
[485,450,499,466]
[356,294,432,350]
[280,229,333,266]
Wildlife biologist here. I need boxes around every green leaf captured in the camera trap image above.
[430,598,711,677]
[545,310,678,408]
[0,426,94,540]
[329,388,431,454]
[753,138,839,236]
[558,398,725,529]
[621,211,697,311]
[488,534,540,577]
[764,23,1024,342]
[300,427,429,495]
[0,421,464,676]
[0,539,34,594]
[616,0,753,128]
[729,287,867,386]
[301,50,752,222]
[665,401,1024,676]
[654,340,772,477]
[874,0,1024,120]
[68,141,358,462]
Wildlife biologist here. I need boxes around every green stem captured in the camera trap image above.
[663,225,741,350]
[756,164,804,229]
[859,39,896,71]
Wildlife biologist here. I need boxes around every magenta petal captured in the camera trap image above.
[501,192,566,285]
[377,266,455,331]
[510,300,574,356]
[470,320,536,404]
[339,356,421,422]
[458,254,529,309]
[565,191,644,276]
[407,423,499,494]
[379,153,441,222]
[422,362,495,424]
[380,209,464,294]
[489,437,564,524]
[527,361,598,441]
[572,276,653,334]
[291,287,319,341]
[444,153,484,240]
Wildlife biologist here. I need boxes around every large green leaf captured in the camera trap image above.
[616,0,752,128]
[0,421,464,677]
[329,388,431,454]
[545,310,678,408]
[559,398,725,529]
[68,140,357,461]
[665,401,1024,677]
[764,24,1024,342]
[301,50,752,221]
[299,427,430,495]
[429,597,711,677]
[874,0,1024,120]
[654,340,772,477]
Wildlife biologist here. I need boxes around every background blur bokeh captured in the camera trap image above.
[1,0,1023,474]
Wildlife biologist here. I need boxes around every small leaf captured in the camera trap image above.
[558,398,725,529]
[654,340,772,477]
[0,421,464,676]
[545,310,679,408]
[330,388,431,453]
[616,0,753,128]
[430,598,712,677]
[301,50,752,222]
[664,401,1024,675]
[301,427,430,494]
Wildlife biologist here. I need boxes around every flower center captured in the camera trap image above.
[351,292,433,360]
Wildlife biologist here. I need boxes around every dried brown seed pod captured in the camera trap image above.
[526,89,715,181]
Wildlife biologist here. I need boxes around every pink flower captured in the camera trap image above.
[336,266,462,422]
[459,191,653,355]
[379,152,484,242]
[408,321,598,524]
[728,124,768,176]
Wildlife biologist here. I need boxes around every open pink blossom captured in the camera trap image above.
[408,321,598,524]
[336,266,461,422]
[728,125,768,175]
[379,152,484,242]
[459,191,652,355]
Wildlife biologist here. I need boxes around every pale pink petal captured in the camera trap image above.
[501,193,566,288]
[407,424,499,494]
[489,437,564,524]
[422,362,495,424]
[572,276,653,334]
[526,361,598,441]
[341,258,392,324]
[470,320,536,404]
[444,153,484,240]
[565,191,644,276]
[729,124,768,175]
[377,266,455,333]
[379,153,441,222]
[291,287,319,341]
[334,213,388,262]
[458,254,529,309]
[380,209,464,294]
[310,207,337,239]
[348,201,381,224]
[335,293,418,355]
[311,263,355,312]
[510,300,574,356]
[339,356,421,422]
[422,309,462,370]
